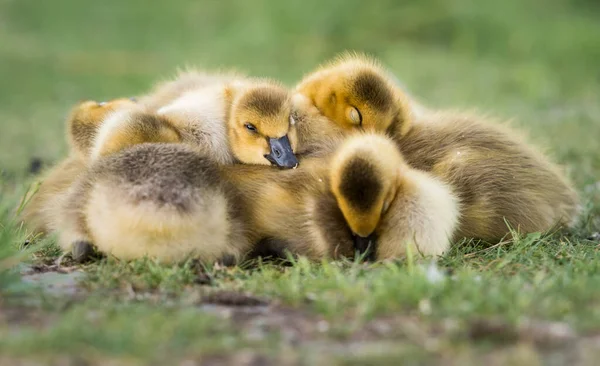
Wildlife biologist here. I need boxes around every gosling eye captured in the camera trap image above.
[244,123,257,132]
[348,107,362,125]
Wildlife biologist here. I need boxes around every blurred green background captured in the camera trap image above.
[1,0,599,185]
[1,2,600,362]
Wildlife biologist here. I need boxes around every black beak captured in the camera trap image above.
[264,135,299,169]
[353,233,377,261]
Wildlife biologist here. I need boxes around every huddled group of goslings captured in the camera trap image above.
[21,54,580,265]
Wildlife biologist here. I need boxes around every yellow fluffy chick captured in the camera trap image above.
[20,156,86,237]
[329,133,459,257]
[294,53,413,137]
[134,70,299,168]
[55,142,251,264]
[89,104,182,159]
[21,99,136,237]
[224,132,458,260]
[22,102,247,263]
[67,98,138,160]
[293,54,580,242]
[399,112,579,241]
[46,130,455,262]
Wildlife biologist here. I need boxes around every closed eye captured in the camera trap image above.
[349,107,362,126]
[245,123,257,132]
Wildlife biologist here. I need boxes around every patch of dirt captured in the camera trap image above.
[19,264,85,298]
[0,355,141,366]
[199,352,296,366]
[6,265,600,365]
[202,290,270,307]
[0,302,55,328]
[23,263,80,275]
[210,304,324,345]
[468,318,577,348]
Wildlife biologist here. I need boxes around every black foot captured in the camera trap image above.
[216,254,237,267]
[71,241,100,263]
[353,233,377,262]
[254,237,296,258]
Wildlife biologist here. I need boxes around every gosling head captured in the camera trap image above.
[329,133,405,257]
[70,97,138,126]
[68,98,139,158]
[228,82,299,169]
[295,54,412,136]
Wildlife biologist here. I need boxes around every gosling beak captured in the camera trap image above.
[353,232,377,261]
[264,135,299,169]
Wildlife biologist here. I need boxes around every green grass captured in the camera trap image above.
[1,302,280,364]
[1,0,600,364]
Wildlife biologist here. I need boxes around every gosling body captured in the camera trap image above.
[56,143,251,264]
[133,70,299,167]
[223,133,459,260]
[294,54,580,242]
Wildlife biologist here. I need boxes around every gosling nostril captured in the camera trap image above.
[266,135,298,169]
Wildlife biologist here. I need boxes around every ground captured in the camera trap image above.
[1,0,600,365]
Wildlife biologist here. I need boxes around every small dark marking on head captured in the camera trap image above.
[240,87,288,117]
[352,71,393,111]
[338,157,382,212]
